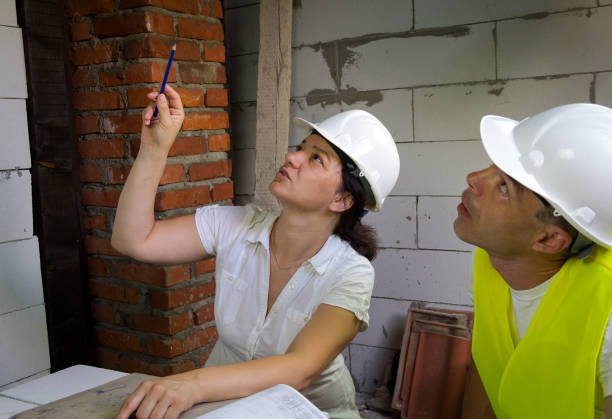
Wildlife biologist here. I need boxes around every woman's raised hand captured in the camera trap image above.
[141,84,184,155]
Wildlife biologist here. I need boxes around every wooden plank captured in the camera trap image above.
[253,0,292,209]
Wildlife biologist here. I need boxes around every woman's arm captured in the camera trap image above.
[111,85,208,264]
[115,304,361,419]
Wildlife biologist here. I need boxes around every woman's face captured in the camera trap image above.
[269,134,346,213]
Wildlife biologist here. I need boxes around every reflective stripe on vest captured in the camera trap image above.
[472,246,612,419]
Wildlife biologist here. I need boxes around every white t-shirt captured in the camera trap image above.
[194,204,374,419]
[510,277,612,417]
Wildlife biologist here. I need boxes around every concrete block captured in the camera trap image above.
[601,0,612,4]
[291,89,413,142]
[341,23,495,91]
[418,197,476,251]
[372,249,474,306]
[415,0,594,29]
[292,0,413,46]
[341,88,414,143]
[289,98,343,146]
[353,297,410,350]
[292,90,412,146]
[225,4,259,56]
[0,0,17,27]
[393,141,491,196]
[0,305,50,387]
[228,53,259,102]
[349,344,396,394]
[595,72,612,107]
[0,170,33,243]
[364,196,417,249]
[233,148,255,195]
[0,99,31,170]
[229,102,257,150]
[0,26,27,99]
[414,75,592,141]
[498,8,612,79]
[291,45,337,98]
[0,238,43,316]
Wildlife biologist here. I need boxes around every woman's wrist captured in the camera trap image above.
[136,142,170,163]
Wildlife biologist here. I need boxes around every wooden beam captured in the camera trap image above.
[254,0,292,209]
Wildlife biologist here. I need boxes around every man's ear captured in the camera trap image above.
[532,225,573,254]
[330,191,354,213]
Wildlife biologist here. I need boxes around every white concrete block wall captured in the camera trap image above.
[226,0,612,396]
[0,1,17,27]
[0,99,30,170]
[414,75,592,141]
[341,23,496,91]
[0,25,27,99]
[290,45,336,98]
[0,306,50,387]
[0,2,50,389]
[418,197,474,251]
[415,0,594,29]
[394,141,491,196]
[595,72,612,106]
[0,239,43,315]
[292,0,413,46]
[225,2,260,201]
[225,4,259,56]
[0,172,34,242]
[498,8,612,79]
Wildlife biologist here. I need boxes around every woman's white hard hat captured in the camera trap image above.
[293,110,400,212]
[480,103,612,248]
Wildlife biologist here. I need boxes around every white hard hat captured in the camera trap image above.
[293,110,400,212]
[479,103,612,248]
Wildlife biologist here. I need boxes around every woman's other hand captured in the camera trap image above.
[115,374,199,419]
[141,84,184,155]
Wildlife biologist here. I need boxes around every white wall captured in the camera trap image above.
[0,0,50,390]
[226,0,612,395]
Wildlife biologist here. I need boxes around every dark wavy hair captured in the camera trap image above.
[325,138,379,261]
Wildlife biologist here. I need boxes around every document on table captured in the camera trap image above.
[195,384,328,419]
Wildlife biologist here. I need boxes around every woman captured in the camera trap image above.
[112,85,400,419]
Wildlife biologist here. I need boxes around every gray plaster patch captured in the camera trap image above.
[305,87,383,107]
[311,26,472,92]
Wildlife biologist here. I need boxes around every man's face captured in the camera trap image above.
[453,164,546,256]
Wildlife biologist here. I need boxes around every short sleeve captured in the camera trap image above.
[194,205,248,256]
[321,257,374,331]
[598,311,612,396]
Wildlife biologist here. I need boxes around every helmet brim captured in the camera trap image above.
[480,115,548,199]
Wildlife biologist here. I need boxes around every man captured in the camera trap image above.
[454,103,612,418]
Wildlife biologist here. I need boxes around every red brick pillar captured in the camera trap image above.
[66,0,230,375]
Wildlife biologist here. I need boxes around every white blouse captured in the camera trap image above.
[194,204,374,418]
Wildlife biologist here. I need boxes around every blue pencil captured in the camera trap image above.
[153,43,176,118]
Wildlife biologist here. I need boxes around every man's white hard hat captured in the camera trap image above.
[294,110,400,212]
[480,103,612,248]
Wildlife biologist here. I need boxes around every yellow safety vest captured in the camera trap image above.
[472,245,612,419]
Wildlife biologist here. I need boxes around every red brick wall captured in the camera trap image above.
[66,0,231,376]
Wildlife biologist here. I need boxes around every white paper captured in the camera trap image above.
[196,384,328,419]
